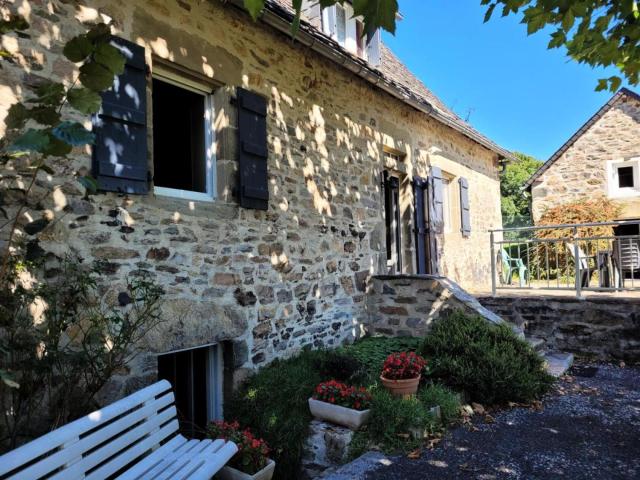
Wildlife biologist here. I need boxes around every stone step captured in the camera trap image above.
[543,352,574,377]
[526,336,546,352]
[321,452,390,480]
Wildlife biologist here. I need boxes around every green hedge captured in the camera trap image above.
[420,310,554,404]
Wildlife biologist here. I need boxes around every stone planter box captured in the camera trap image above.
[217,459,275,480]
[308,398,371,430]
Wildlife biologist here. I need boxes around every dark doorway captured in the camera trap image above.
[157,345,222,438]
[383,171,403,274]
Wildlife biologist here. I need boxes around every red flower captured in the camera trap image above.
[381,351,427,380]
[312,381,371,410]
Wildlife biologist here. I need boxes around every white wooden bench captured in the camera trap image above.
[0,380,237,480]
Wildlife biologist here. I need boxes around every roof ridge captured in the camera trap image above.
[525,88,640,188]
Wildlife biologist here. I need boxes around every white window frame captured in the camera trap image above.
[322,4,369,60]
[157,342,223,422]
[607,157,640,199]
[152,67,216,202]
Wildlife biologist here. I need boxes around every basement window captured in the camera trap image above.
[152,70,215,202]
[157,344,222,437]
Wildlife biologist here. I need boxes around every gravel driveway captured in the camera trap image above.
[329,364,640,480]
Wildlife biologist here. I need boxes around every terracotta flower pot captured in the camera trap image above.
[380,374,421,397]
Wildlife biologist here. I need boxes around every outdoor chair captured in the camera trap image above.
[565,242,596,288]
[613,238,640,280]
[0,380,237,480]
[499,249,528,286]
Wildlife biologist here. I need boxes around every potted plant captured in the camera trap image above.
[380,351,427,397]
[208,421,275,480]
[308,380,372,430]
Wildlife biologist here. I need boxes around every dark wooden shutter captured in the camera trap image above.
[92,38,148,194]
[237,88,269,210]
[459,176,471,237]
[413,177,429,275]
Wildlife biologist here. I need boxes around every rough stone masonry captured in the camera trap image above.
[0,0,505,399]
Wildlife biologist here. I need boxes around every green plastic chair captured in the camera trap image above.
[500,249,527,286]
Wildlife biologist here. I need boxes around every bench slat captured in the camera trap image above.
[114,435,187,480]
[152,440,214,480]
[0,380,173,477]
[184,442,238,480]
[15,393,175,480]
[55,409,177,480]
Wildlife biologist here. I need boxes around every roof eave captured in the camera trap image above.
[225,0,517,163]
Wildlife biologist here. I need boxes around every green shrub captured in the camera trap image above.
[225,349,327,480]
[418,384,461,424]
[312,350,365,383]
[344,336,422,384]
[350,387,437,456]
[420,311,554,405]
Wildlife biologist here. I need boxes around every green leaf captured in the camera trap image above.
[29,106,61,126]
[352,0,399,38]
[484,3,497,23]
[63,34,94,63]
[5,103,29,129]
[67,88,102,114]
[0,15,29,34]
[596,78,609,91]
[78,175,99,194]
[94,43,126,76]
[79,62,115,92]
[30,82,65,106]
[51,121,95,146]
[42,132,73,157]
[86,23,111,42]
[562,10,575,32]
[244,0,265,20]
[8,128,50,153]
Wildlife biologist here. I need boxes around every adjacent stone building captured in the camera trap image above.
[0,0,512,426]
[527,88,640,224]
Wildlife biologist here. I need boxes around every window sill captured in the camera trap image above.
[154,186,215,203]
[607,189,640,199]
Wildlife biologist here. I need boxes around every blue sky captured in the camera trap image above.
[382,1,634,161]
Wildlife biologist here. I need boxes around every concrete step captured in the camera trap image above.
[544,352,574,377]
[526,336,546,352]
[321,452,389,479]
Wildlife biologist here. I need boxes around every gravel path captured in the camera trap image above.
[332,364,640,480]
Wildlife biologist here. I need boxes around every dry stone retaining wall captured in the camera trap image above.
[478,295,640,362]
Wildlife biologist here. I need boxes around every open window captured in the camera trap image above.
[321,3,380,65]
[383,171,402,274]
[157,344,223,438]
[152,69,215,201]
[607,158,640,198]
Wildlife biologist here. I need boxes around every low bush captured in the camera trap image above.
[312,350,364,383]
[225,349,327,480]
[350,387,438,457]
[418,384,461,424]
[344,336,422,384]
[420,311,554,405]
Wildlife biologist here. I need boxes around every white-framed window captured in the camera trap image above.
[321,4,380,65]
[152,67,216,202]
[607,158,640,198]
[442,178,453,233]
[157,343,223,437]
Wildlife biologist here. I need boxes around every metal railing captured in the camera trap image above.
[490,220,640,297]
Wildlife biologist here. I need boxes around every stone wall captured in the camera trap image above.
[0,0,503,396]
[365,275,506,337]
[531,93,640,222]
[479,295,640,362]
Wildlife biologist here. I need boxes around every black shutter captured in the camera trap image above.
[92,38,148,194]
[237,88,269,210]
[459,176,471,237]
[413,177,428,275]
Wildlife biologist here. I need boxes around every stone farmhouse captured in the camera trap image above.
[0,0,514,428]
[527,88,640,235]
